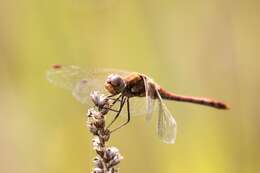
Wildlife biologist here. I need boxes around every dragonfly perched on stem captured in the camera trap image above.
[47,64,229,144]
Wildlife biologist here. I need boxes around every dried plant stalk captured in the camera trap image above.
[87,92,123,173]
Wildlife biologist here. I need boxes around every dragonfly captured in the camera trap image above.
[46,64,229,144]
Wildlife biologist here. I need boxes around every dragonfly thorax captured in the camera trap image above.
[105,74,126,95]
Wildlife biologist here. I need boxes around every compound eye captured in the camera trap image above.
[111,75,122,86]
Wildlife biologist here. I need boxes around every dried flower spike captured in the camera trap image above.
[87,91,123,173]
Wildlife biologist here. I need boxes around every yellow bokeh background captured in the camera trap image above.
[0,0,259,173]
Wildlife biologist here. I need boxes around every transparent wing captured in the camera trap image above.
[119,76,156,118]
[46,65,88,90]
[119,97,147,117]
[71,68,130,104]
[144,76,156,121]
[155,89,177,144]
[46,65,130,105]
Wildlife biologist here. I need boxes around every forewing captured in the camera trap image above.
[46,65,88,90]
[144,76,156,121]
[120,76,156,118]
[120,97,147,117]
[46,65,130,104]
[73,68,130,104]
[156,89,177,144]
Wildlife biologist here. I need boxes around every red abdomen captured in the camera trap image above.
[158,87,229,109]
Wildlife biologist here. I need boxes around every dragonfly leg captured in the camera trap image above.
[107,94,122,103]
[107,94,116,98]
[106,107,119,113]
[102,94,122,113]
[110,98,131,133]
[106,94,122,107]
[106,96,126,129]
[111,94,122,105]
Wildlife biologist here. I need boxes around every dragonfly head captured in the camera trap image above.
[105,74,126,95]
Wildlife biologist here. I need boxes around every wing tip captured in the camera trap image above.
[51,64,63,69]
[163,139,176,144]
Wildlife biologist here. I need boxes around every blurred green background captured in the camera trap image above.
[0,0,259,173]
